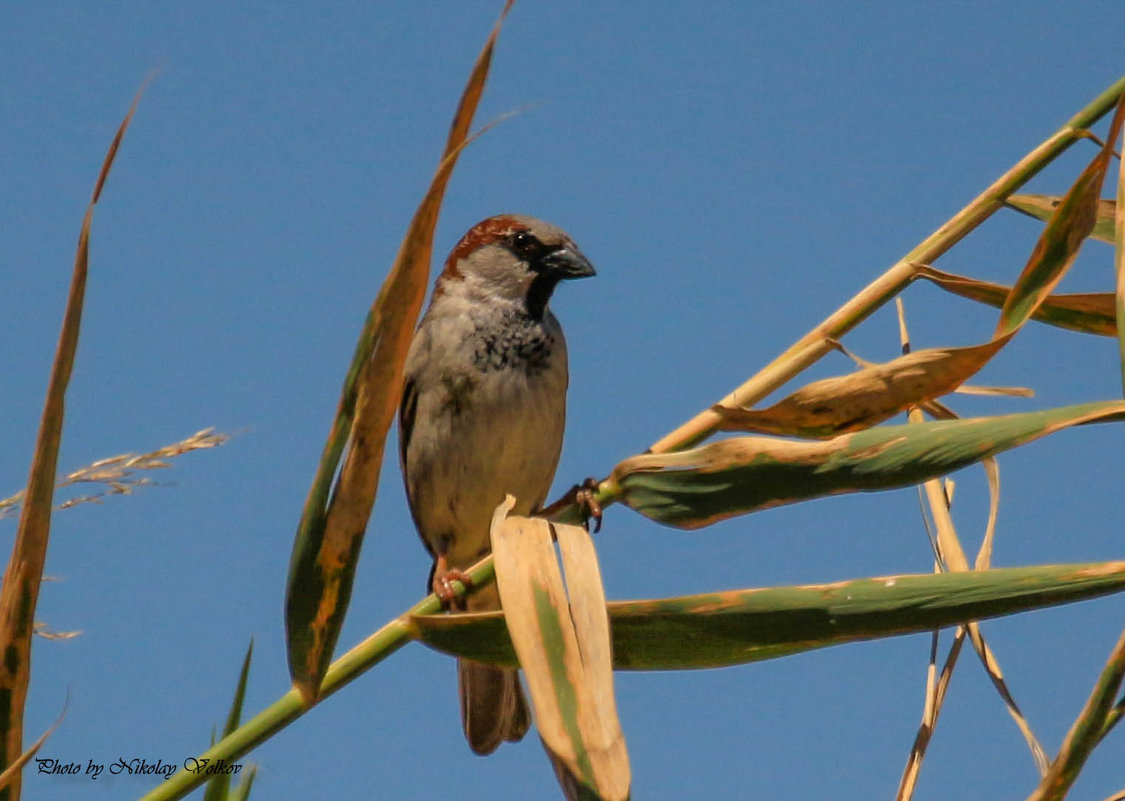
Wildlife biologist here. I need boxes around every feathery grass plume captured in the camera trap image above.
[1,433,222,649]
[0,429,228,520]
[30,624,80,642]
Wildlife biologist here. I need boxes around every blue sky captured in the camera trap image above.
[4,3,1125,800]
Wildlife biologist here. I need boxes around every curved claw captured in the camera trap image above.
[539,478,604,532]
[574,478,603,533]
[432,560,474,608]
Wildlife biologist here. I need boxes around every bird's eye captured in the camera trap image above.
[511,230,537,254]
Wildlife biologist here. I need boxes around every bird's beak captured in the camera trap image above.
[542,246,596,280]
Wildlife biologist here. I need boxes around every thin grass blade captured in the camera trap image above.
[906,393,1048,771]
[0,696,67,795]
[1116,123,1125,396]
[897,626,966,801]
[896,307,1042,784]
[918,265,1116,337]
[203,641,253,801]
[0,84,143,798]
[229,767,257,801]
[1007,194,1117,244]
[284,0,514,702]
[996,96,1125,338]
[967,621,1049,774]
[1025,626,1125,801]
[897,368,980,794]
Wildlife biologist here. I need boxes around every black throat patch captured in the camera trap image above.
[525,272,562,322]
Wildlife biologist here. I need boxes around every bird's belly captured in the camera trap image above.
[411,375,566,568]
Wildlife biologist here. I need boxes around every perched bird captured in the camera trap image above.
[399,214,595,755]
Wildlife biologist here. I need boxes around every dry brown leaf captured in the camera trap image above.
[1007,194,1117,244]
[918,265,1117,336]
[955,385,1035,398]
[554,522,630,800]
[491,498,629,801]
[714,340,1008,439]
[1116,100,1125,398]
[896,624,967,801]
[997,95,1125,338]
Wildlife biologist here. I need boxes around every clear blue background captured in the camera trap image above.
[3,3,1125,799]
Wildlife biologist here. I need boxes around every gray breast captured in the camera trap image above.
[400,306,570,566]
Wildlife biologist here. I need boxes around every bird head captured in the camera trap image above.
[439,214,595,320]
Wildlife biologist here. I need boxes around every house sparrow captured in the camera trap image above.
[399,214,595,755]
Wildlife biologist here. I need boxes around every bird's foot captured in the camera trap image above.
[432,562,474,609]
[574,477,603,533]
[540,478,604,532]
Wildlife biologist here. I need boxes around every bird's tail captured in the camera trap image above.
[458,581,530,754]
[458,659,530,754]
